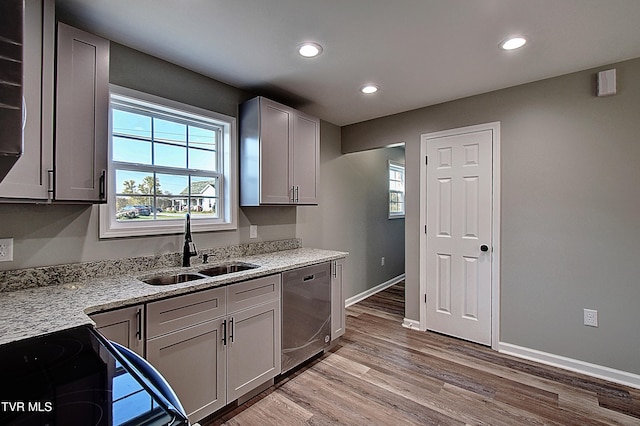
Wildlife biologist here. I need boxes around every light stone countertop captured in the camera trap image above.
[0,248,347,346]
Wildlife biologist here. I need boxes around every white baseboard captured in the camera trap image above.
[345,274,405,307]
[402,318,420,330]
[499,342,640,390]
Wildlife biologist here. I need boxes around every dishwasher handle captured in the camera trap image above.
[303,274,315,282]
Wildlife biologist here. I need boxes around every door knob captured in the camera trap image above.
[480,245,489,252]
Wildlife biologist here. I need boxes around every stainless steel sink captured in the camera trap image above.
[143,273,206,286]
[198,262,259,277]
[142,262,259,285]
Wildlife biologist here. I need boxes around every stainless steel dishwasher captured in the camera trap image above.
[281,262,332,373]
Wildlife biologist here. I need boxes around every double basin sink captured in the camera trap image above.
[143,262,259,286]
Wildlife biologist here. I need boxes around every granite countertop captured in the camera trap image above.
[0,248,347,346]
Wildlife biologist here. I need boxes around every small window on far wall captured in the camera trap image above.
[389,160,405,219]
[100,85,237,238]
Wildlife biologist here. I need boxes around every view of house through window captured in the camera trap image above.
[102,86,236,238]
[111,105,222,221]
[389,160,405,218]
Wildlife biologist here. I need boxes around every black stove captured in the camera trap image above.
[0,326,188,425]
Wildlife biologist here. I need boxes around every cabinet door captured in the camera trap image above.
[331,259,345,340]
[226,299,281,402]
[259,98,292,204]
[0,0,54,200]
[292,110,319,205]
[91,305,144,357]
[54,23,109,202]
[146,318,226,423]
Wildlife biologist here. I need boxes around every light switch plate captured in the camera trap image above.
[249,225,258,239]
[597,69,616,97]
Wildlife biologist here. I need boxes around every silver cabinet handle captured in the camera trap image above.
[222,319,227,345]
[135,308,142,341]
[99,170,107,200]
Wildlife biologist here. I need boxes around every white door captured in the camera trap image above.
[423,126,495,345]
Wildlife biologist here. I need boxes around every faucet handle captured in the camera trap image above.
[202,254,209,264]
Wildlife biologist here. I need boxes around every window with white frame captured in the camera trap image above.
[388,161,405,218]
[100,86,237,238]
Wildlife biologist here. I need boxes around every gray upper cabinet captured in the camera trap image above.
[0,9,109,203]
[240,96,319,206]
[55,23,109,202]
[0,0,54,200]
[292,110,320,204]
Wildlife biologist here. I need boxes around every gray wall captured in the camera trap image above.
[342,57,640,375]
[297,128,405,299]
[0,43,297,270]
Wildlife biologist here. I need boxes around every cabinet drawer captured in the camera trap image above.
[227,274,281,314]
[147,287,226,338]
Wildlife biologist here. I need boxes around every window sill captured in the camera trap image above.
[99,205,237,238]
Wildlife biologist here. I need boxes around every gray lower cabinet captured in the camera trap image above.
[90,304,144,357]
[145,275,281,423]
[146,316,226,422]
[331,259,346,340]
[146,286,226,421]
[226,300,280,401]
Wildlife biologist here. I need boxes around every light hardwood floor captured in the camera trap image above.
[204,283,640,425]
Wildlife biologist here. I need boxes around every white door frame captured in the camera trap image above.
[419,122,501,350]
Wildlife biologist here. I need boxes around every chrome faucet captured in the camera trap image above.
[182,213,197,267]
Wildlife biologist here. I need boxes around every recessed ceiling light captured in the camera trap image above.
[500,37,527,51]
[298,42,323,58]
[360,85,379,94]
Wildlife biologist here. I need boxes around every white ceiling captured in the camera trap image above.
[56,0,640,126]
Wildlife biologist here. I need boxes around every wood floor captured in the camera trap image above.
[204,283,640,425]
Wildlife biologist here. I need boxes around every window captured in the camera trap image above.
[100,86,237,238]
[389,161,405,218]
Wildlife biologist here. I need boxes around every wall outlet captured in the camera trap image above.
[249,225,258,239]
[584,309,598,327]
[0,238,14,262]
[381,256,385,266]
